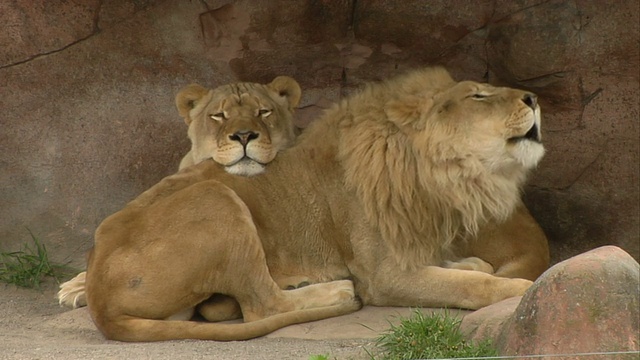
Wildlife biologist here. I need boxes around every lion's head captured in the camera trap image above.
[385,68,544,176]
[176,76,301,176]
[342,67,545,265]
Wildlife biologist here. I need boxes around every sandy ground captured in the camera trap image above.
[0,280,463,360]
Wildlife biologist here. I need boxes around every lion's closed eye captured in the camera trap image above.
[470,93,490,100]
[210,112,226,121]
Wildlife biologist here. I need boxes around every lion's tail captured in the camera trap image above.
[105,300,361,342]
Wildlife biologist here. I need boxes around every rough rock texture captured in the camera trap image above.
[461,246,640,358]
[460,296,522,343]
[0,0,638,267]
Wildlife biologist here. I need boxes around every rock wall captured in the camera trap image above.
[1,0,638,267]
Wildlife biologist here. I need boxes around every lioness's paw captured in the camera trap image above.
[57,272,87,308]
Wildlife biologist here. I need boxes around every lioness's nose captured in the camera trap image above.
[522,93,538,110]
[229,130,259,146]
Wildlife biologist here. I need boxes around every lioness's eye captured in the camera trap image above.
[471,93,488,100]
[258,109,272,117]
[210,113,226,121]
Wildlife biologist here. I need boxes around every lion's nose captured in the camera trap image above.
[229,130,259,146]
[522,93,538,110]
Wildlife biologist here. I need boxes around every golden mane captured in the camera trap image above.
[337,67,532,269]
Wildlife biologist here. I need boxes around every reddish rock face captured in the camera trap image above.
[0,1,637,267]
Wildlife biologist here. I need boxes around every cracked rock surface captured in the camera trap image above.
[0,0,638,304]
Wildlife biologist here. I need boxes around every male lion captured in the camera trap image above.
[85,67,547,342]
[57,76,302,309]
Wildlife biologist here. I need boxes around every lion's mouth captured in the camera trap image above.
[508,123,540,143]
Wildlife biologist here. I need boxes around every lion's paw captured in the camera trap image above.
[510,278,534,296]
[57,272,87,308]
[443,257,495,274]
[496,278,534,302]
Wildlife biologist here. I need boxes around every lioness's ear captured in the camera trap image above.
[176,84,210,125]
[385,95,434,130]
[268,76,302,111]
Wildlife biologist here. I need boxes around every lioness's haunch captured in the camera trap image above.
[57,76,303,309]
[88,67,546,342]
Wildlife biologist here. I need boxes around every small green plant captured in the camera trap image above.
[308,354,330,360]
[373,309,498,360]
[0,230,75,288]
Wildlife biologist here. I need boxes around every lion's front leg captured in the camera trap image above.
[442,257,495,274]
[468,203,550,281]
[363,265,532,310]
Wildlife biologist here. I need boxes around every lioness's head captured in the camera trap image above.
[176,76,301,176]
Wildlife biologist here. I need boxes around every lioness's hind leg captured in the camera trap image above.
[275,275,312,290]
[442,257,495,274]
[279,280,358,311]
[197,294,242,322]
[165,180,358,325]
[196,277,317,322]
[57,271,87,308]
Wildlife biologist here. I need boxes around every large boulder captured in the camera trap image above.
[462,246,639,357]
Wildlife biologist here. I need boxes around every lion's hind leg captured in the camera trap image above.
[57,271,87,308]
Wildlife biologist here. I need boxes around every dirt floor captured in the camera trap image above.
[0,280,462,360]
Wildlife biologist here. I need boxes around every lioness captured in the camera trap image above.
[86,67,546,342]
[57,76,302,309]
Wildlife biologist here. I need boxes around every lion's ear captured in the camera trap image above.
[176,84,210,125]
[268,76,302,111]
[385,95,434,130]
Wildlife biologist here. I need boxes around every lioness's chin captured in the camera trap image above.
[225,159,266,176]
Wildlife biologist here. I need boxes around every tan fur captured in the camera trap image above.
[57,77,302,309]
[83,67,548,342]
[177,76,301,174]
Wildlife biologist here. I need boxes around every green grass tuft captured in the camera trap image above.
[308,355,330,360]
[373,309,498,360]
[0,230,76,289]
